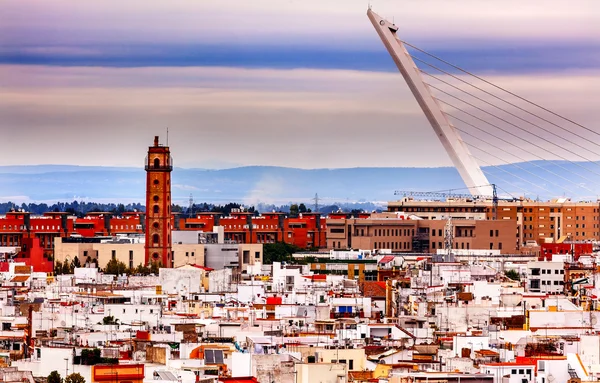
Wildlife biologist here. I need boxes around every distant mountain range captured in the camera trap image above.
[0,161,598,206]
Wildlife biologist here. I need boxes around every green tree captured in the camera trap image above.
[135,263,151,275]
[72,256,81,269]
[48,371,62,383]
[102,316,119,325]
[150,262,160,275]
[64,373,85,383]
[263,242,302,264]
[62,260,73,274]
[298,203,307,213]
[505,269,520,281]
[289,204,299,218]
[54,261,63,275]
[104,258,128,275]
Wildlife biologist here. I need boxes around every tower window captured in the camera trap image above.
[153,234,160,244]
[153,195,159,202]
[152,252,159,259]
[153,222,159,229]
[153,205,159,214]
[154,158,160,168]
[153,179,159,185]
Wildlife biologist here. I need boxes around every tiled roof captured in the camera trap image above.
[360,281,387,298]
[379,255,395,264]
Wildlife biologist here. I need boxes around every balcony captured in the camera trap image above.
[144,156,173,171]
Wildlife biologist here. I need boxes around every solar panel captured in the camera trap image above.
[205,349,215,364]
[204,349,224,364]
[214,350,224,364]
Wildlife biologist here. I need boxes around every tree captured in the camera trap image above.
[54,261,63,275]
[263,242,303,264]
[48,371,62,383]
[298,203,307,214]
[505,269,520,281]
[289,204,299,218]
[64,373,85,383]
[135,263,151,276]
[104,258,128,275]
[150,262,160,275]
[71,256,81,269]
[102,316,119,325]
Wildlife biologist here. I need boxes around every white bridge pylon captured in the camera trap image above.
[367,9,493,196]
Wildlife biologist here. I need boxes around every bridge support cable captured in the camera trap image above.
[439,105,600,189]
[465,142,576,195]
[418,68,600,153]
[430,95,600,181]
[451,121,594,193]
[402,40,600,141]
[424,82,600,169]
[472,156,556,196]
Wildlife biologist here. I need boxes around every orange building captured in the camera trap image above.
[91,364,144,383]
[389,197,600,248]
[174,211,326,249]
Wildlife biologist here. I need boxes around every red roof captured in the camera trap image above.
[183,264,214,271]
[303,274,326,281]
[379,255,395,264]
[360,281,387,298]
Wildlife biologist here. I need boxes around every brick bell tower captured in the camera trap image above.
[145,136,173,267]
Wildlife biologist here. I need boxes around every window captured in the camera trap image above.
[129,250,134,269]
[490,243,493,249]
[111,250,116,260]
[153,195,159,202]
[490,230,494,237]
[153,205,159,214]
[154,158,160,168]
[153,234,160,244]
[349,360,354,370]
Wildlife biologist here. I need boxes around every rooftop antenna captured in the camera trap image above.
[166,127,169,146]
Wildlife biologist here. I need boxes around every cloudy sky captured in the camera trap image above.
[1,0,599,169]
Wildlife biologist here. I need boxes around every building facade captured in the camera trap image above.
[389,197,600,248]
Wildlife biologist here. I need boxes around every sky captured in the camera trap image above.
[1,0,599,169]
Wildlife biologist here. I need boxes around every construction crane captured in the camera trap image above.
[394,184,516,220]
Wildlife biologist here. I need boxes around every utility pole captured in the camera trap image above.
[444,217,454,262]
[188,194,194,218]
[313,193,320,213]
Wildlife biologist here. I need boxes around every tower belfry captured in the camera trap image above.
[145,136,173,267]
[367,9,492,196]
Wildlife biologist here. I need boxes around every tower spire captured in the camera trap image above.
[144,136,173,267]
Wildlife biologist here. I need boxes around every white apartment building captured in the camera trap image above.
[527,261,565,294]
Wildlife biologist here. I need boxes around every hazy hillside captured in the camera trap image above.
[0,161,598,205]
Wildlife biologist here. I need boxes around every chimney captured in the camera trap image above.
[154,136,159,147]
